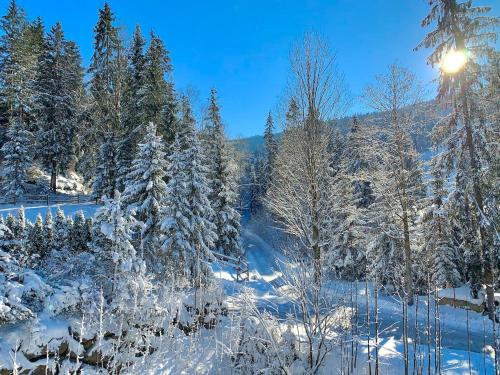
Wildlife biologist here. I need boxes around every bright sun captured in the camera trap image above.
[440,49,467,74]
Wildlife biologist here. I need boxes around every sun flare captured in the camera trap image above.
[440,49,467,74]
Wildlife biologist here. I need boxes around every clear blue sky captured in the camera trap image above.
[7,0,498,138]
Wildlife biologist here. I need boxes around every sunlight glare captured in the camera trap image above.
[440,49,467,74]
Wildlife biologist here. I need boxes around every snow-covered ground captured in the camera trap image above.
[213,228,497,374]
[0,203,496,374]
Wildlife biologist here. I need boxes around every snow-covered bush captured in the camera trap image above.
[233,312,298,374]
[46,281,93,316]
[0,247,52,325]
[175,281,228,333]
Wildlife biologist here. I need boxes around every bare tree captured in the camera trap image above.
[266,33,348,283]
[362,64,425,306]
[276,251,352,374]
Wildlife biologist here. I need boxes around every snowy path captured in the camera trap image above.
[232,229,495,357]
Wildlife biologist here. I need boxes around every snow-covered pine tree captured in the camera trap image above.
[66,216,74,241]
[203,89,242,256]
[123,122,167,264]
[15,17,44,132]
[480,54,500,292]
[285,96,300,128]
[0,221,36,324]
[43,210,53,257]
[34,22,83,191]
[53,207,68,252]
[163,81,179,150]
[5,213,15,233]
[162,97,217,285]
[70,210,89,253]
[447,169,482,294]
[0,215,15,254]
[0,0,27,145]
[143,32,172,129]
[142,31,178,148]
[26,214,44,264]
[247,156,265,215]
[417,0,498,319]
[89,191,160,369]
[0,117,32,197]
[264,97,299,220]
[92,191,140,297]
[89,2,123,199]
[423,163,461,288]
[14,206,26,240]
[93,134,118,200]
[161,135,191,277]
[10,206,31,267]
[117,25,146,191]
[0,1,43,134]
[329,117,377,280]
[263,111,276,193]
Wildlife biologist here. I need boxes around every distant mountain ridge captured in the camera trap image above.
[233,101,438,155]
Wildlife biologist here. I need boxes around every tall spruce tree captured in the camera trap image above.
[117,25,146,190]
[141,31,178,149]
[0,117,32,197]
[35,22,83,191]
[203,89,241,256]
[329,117,377,279]
[0,0,27,135]
[0,1,43,133]
[161,97,217,284]
[123,122,167,264]
[423,163,461,288]
[263,111,276,192]
[143,32,171,127]
[89,2,122,199]
[417,0,498,317]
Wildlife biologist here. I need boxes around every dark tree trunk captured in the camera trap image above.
[51,160,57,192]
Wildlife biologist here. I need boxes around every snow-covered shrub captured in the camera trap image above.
[233,312,297,374]
[0,249,52,325]
[46,281,93,316]
[175,281,228,333]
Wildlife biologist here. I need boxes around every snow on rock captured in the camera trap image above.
[27,167,90,195]
[438,285,484,304]
[437,285,500,314]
